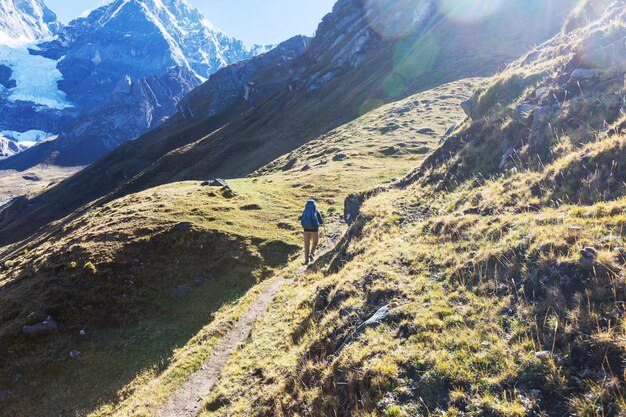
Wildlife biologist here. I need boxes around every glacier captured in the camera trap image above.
[0,43,71,109]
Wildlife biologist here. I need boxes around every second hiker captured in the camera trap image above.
[300,198,324,265]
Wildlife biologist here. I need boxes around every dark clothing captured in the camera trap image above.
[302,211,324,232]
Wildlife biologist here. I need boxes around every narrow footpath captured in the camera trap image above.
[156,225,344,417]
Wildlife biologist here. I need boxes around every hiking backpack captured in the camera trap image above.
[301,200,319,229]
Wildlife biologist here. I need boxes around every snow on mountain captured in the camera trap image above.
[0,0,60,45]
[0,134,27,159]
[62,0,273,80]
[0,43,70,109]
[0,0,276,168]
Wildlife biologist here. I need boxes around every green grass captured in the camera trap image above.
[0,78,479,416]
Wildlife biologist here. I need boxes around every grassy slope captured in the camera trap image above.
[0,0,574,248]
[150,9,626,417]
[0,79,477,416]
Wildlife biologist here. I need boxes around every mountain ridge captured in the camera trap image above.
[0,0,272,169]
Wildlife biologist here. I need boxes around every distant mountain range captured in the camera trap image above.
[0,0,579,246]
[0,0,273,168]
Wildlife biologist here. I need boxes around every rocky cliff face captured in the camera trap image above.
[0,135,24,159]
[174,35,311,123]
[0,0,60,44]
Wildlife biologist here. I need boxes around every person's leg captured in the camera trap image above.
[311,231,319,259]
[304,231,311,263]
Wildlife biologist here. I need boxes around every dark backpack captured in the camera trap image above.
[301,200,319,229]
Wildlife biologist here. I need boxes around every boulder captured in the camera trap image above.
[531,104,559,132]
[514,103,536,125]
[201,178,228,187]
[460,95,478,119]
[21,174,42,182]
[221,186,237,199]
[344,194,363,225]
[581,247,598,259]
[417,127,436,135]
[570,68,604,80]
[69,350,81,359]
[173,222,192,232]
[22,316,58,336]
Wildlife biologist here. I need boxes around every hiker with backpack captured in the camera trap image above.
[300,199,324,265]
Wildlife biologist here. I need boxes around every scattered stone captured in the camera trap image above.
[417,127,436,135]
[79,329,86,337]
[535,350,552,360]
[21,174,42,182]
[514,103,536,124]
[335,303,398,354]
[570,68,604,80]
[531,104,559,131]
[240,204,262,211]
[580,247,598,260]
[332,153,347,162]
[277,222,296,231]
[281,158,297,171]
[221,186,237,199]
[169,284,193,300]
[300,164,311,172]
[201,179,228,187]
[380,146,400,156]
[69,350,81,359]
[0,390,12,402]
[378,123,401,134]
[568,226,582,236]
[22,316,58,336]
[460,96,478,119]
[173,222,192,232]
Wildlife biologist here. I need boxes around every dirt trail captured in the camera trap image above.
[156,225,344,417]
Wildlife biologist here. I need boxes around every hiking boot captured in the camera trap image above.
[309,254,314,263]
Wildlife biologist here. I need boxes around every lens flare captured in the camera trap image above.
[364,0,435,39]
[437,0,504,23]
[393,32,439,80]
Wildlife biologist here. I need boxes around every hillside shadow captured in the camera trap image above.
[0,227,277,416]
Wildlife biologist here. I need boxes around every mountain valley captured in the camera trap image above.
[2,1,626,417]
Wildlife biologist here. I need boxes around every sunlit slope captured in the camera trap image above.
[0,78,478,416]
[0,0,575,247]
[134,6,626,417]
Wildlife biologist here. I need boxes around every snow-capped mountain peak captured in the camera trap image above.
[0,0,60,45]
[69,0,272,78]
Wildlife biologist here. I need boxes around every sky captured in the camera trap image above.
[44,0,337,45]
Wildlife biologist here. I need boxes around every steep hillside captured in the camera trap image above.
[0,78,478,416]
[0,0,576,246]
[162,4,626,416]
